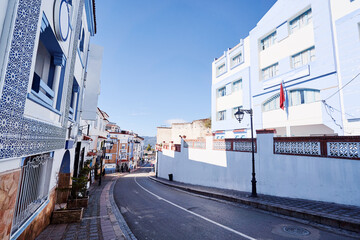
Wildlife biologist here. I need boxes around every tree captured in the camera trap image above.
[146,144,152,151]
[204,118,211,129]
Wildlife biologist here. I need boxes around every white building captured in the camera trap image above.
[0,1,102,239]
[212,0,360,138]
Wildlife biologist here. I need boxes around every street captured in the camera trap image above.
[113,165,354,240]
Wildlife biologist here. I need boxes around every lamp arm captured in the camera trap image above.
[243,109,253,114]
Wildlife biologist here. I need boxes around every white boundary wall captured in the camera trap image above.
[157,132,360,207]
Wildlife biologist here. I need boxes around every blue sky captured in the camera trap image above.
[92,0,277,136]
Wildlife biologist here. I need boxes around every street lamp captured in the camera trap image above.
[99,136,113,186]
[234,107,257,197]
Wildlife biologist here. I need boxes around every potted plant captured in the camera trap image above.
[67,166,91,209]
[51,205,83,224]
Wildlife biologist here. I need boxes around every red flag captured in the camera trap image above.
[280,82,285,110]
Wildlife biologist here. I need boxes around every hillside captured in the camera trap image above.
[141,136,156,148]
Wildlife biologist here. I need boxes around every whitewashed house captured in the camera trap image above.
[0,0,102,239]
[212,0,360,138]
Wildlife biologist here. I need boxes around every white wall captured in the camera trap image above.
[158,133,360,207]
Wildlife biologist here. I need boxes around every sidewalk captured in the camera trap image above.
[37,174,128,240]
[149,176,360,234]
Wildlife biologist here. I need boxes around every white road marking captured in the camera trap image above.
[134,177,257,240]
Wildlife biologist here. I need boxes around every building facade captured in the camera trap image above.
[107,129,144,172]
[211,0,360,137]
[0,0,101,239]
[156,119,211,144]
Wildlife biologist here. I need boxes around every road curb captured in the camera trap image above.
[109,174,138,240]
[148,176,360,233]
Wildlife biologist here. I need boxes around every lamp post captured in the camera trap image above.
[99,136,113,186]
[234,107,257,197]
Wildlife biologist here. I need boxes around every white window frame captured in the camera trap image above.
[291,47,315,68]
[217,63,226,76]
[217,87,226,98]
[289,9,312,34]
[260,31,277,50]
[262,63,279,80]
[232,79,242,92]
[217,110,226,121]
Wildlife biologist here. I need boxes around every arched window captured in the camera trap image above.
[262,89,320,112]
[263,93,280,111]
[289,89,320,106]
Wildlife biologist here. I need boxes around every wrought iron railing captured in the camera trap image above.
[12,153,53,234]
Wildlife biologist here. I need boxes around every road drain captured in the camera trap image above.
[282,226,311,236]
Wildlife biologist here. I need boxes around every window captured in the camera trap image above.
[232,80,242,92]
[232,106,243,118]
[12,153,53,234]
[79,29,85,52]
[217,87,226,97]
[261,31,277,50]
[262,63,279,80]
[29,14,65,112]
[262,89,320,111]
[289,89,320,106]
[217,63,226,75]
[122,144,126,150]
[263,94,280,112]
[217,110,226,121]
[290,9,312,34]
[292,47,315,68]
[69,79,79,120]
[232,53,243,65]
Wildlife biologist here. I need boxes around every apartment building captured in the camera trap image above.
[0,1,101,239]
[212,38,251,139]
[212,0,360,137]
[107,128,144,171]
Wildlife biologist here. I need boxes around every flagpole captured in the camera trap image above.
[281,81,291,136]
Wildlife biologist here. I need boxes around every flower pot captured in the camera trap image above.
[67,196,89,209]
[51,208,83,224]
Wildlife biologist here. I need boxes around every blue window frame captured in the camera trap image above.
[29,13,66,114]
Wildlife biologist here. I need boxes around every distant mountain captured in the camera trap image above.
[141,136,156,149]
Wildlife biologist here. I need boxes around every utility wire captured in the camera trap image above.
[325,71,360,101]
[322,100,343,129]
[321,100,354,134]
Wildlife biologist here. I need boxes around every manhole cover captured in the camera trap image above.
[282,226,311,236]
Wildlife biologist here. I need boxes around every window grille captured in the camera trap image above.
[12,153,53,234]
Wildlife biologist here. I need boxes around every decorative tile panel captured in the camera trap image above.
[0,0,85,160]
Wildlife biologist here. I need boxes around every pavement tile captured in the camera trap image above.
[36,174,128,240]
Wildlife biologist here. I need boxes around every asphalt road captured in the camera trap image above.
[113,165,355,240]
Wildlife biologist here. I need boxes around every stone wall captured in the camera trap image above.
[0,169,21,240]
[18,188,56,240]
